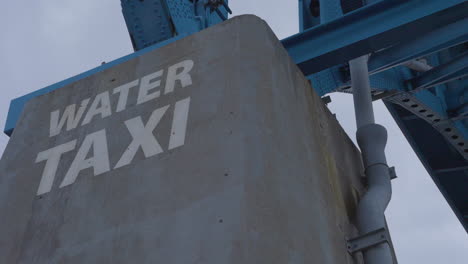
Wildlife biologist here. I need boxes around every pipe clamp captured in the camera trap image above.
[346,227,389,254]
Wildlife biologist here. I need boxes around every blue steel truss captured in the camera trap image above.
[3,0,468,232]
[121,0,230,51]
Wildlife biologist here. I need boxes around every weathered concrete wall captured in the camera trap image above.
[0,15,365,263]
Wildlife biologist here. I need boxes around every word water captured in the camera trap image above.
[35,98,190,196]
[49,59,194,137]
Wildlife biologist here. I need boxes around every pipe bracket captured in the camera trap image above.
[346,227,389,254]
[389,166,397,180]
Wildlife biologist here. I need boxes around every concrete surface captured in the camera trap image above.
[0,15,365,264]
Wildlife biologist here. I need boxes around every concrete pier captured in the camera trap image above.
[0,15,365,264]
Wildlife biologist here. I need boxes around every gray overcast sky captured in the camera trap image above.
[0,1,467,263]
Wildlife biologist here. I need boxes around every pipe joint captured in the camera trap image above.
[365,162,389,172]
[357,124,388,167]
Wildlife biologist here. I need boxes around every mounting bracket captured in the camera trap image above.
[389,166,398,180]
[346,227,389,254]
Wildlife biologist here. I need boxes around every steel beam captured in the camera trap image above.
[435,166,468,174]
[386,91,468,159]
[368,19,468,74]
[410,53,468,90]
[282,0,468,76]
[121,0,176,50]
[121,0,229,51]
[385,102,468,233]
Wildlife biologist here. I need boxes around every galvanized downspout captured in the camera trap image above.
[317,0,394,263]
[350,56,394,264]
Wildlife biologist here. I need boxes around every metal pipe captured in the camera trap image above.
[350,55,394,264]
[350,56,375,127]
[318,1,394,261]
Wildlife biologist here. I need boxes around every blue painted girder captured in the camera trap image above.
[121,0,177,50]
[385,102,468,232]
[410,53,468,90]
[297,17,468,97]
[121,0,229,51]
[368,18,468,75]
[282,0,468,76]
